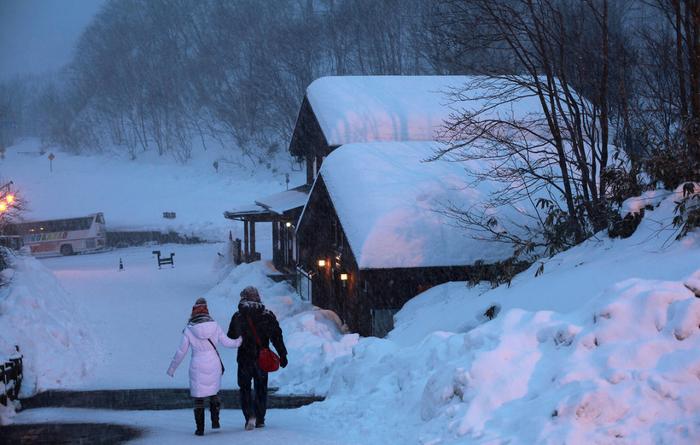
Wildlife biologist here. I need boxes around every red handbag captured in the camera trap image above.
[246,316,280,373]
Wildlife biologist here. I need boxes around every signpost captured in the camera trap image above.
[48,153,55,172]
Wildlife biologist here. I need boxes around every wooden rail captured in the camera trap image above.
[1,345,23,407]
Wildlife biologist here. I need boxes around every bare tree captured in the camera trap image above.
[432,0,623,257]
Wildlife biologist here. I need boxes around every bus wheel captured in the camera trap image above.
[60,244,74,256]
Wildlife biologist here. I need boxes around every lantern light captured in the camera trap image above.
[5,194,14,204]
[317,259,326,267]
[340,273,348,281]
[285,221,292,228]
[0,202,6,212]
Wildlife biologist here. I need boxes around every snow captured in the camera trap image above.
[2,138,302,240]
[0,252,97,424]
[254,187,309,215]
[12,408,362,444]
[1,243,355,398]
[36,243,232,390]
[5,135,700,443]
[290,188,700,444]
[306,75,545,146]
[620,189,672,216]
[317,141,515,269]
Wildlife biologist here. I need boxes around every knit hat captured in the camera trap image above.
[239,286,261,303]
[191,297,209,317]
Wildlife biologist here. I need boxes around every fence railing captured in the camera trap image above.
[0,346,23,407]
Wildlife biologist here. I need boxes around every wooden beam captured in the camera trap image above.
[272,221,279,267]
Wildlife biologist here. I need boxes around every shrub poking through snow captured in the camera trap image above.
[672,182,700,239]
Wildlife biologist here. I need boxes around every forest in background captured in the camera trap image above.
[1,0,699,261]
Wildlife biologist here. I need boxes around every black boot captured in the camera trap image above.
[194,407,205,436]
[211,399,221,429]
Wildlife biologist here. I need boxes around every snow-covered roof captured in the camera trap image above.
[255,187,309,214]
[225,185,310,219]
[224,201,267,218]
[318,141,515,269]
[306,76,544,147]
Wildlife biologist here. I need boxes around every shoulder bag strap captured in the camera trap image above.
[246,315,262,347]
[206,338,225,374]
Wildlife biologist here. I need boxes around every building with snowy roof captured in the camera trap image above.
[289,75,471,184]
[289,75,545,184]
[226,75,481,272]
[295,141,525,337]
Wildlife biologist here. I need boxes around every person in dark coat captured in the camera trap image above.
[227,286,288,430]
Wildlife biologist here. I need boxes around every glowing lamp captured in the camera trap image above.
[0,202,6,212]
[5,194,14,204]
[285,221,292,228]
[317,259,326,267]
[340,273,348,281]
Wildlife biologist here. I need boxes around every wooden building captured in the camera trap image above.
[289,75,473,185]
[288,76,542,336]
[224,185,309,273]
[295,141,515,337]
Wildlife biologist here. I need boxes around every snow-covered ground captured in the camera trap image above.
[39,243,234,390]
[13,408,362,445]
[2,138,303,240]
[2,242,354,394]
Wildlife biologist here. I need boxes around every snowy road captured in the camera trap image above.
[13,408,362,445]
[41,244,239,390]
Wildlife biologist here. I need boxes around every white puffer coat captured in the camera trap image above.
[167,321,241,398]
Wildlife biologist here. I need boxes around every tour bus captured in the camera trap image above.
[14,212,107,256]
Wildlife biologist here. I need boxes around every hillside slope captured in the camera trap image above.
[1,138,303,241]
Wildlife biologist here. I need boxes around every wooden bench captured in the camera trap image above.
[152,250,175,269]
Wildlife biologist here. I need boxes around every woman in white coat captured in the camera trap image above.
[167,297,241,436]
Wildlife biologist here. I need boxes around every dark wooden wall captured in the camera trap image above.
[272,208,303,273]
[296,177,364,329]
[288,96,344,185]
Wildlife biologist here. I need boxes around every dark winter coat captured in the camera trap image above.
[227,301,287,365]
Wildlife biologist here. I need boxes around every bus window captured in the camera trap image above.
[12,213,107,257]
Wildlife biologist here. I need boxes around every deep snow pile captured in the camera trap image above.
[291,186,700,444]
[0,251,96,424]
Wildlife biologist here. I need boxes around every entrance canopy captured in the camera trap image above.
[225,185,310,222]
[224,185,310,264]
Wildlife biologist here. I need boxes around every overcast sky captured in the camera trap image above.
[0,0,105,81]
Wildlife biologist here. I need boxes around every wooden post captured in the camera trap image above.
[288,229,295,268]
[250,221,256,257]
[272,221,279,267]
[243,219,249,262]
